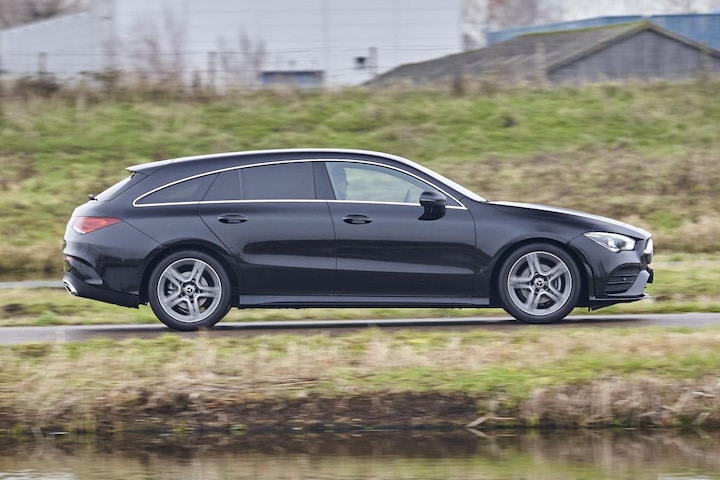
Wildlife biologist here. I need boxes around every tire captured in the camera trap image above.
[147,250,232,331]
[498,243,581,324]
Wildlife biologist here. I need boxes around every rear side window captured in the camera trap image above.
[242,162,315,200]
[137,174,215,205]
[95,174,137,201]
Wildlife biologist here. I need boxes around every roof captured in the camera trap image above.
[485,13,720,50]
[371,21,720,85]
[128,148,486,203]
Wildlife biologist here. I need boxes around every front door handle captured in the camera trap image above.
[342,214,372,225]
[218,214,248,224]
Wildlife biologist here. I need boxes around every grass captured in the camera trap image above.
[2,80,719,435]
[1,79,720,275]
[1,326,720,432]
[1,253,718,326]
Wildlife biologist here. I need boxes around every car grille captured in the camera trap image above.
[604,266,641,294]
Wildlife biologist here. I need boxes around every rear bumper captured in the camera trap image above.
[63,270,139,308]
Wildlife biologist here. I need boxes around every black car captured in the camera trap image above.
[63,149,653,331]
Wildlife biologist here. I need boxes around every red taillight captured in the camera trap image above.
[72,217,122,234]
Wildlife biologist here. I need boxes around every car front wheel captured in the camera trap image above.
[498,243,580,324]
[148,250,232,331]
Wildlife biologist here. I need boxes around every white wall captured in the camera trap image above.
[0,0,113,77]
[1,0,462,86]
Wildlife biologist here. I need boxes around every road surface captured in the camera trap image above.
[0,313,718,345]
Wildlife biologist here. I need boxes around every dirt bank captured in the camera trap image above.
[2,376,718,435]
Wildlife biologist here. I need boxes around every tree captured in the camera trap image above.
[486,0,560,30]
[0,0,85,28]
[128,10,187,87]
[217,31,266,88]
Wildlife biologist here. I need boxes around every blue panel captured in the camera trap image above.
[260,71,324,89]
[486,16,642,46]
[486,14,720,51]
[650,15,720,49]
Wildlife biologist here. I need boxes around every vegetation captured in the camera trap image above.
[1,80,719,434]
[0,327,719,433]
[1,79,720,276]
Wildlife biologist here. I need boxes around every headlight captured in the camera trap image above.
[644,238,653,255]
[584,232,636,253]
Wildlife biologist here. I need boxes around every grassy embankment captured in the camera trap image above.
[1,80,720,433]
[1,79,720,322]
[1,327,719,433]
[1,79,719,276]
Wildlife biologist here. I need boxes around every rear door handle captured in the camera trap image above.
[218,214,248,224]
[342,214,372,225]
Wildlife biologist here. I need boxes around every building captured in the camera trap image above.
[462,1,720,49]
[485,13,720,49]
[0,0,463,88]
[371,22,720,86]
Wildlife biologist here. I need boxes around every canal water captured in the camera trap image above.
[0,429,718,479]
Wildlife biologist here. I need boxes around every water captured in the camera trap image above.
[0,430,718,479]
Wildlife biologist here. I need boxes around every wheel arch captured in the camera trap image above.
[139,241,240,305]
[488,238,590,307]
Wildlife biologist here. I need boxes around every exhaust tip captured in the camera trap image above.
[63,280,78,296]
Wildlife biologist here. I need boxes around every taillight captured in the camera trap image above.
[72,217,122,234]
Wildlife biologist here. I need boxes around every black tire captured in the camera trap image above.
[147,250,232,331]
[498,243,581,324]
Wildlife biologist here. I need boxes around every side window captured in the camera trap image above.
[137,174,215,205]
[325,162,431,204]
[204,169,242,201]
[243,162,315,200]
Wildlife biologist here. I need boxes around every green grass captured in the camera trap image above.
[2,79,720,275]
[2,326,720,431]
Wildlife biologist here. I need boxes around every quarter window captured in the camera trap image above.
[137,174,215,205]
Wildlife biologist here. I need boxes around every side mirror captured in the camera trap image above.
[419,190,447,220]
[420,190,446,208]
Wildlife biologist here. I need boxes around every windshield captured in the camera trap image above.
[400,157,487,203]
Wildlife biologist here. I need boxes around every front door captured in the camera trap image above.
[323,161,476,298]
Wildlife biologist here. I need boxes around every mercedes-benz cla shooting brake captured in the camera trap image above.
[63,149,653,331]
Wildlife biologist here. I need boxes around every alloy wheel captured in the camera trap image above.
[506,251,573,317]
[156,257,223,324]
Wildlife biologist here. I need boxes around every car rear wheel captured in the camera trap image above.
[148,250,232,331]
[498,243,580,324]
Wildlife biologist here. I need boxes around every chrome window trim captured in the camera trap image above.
[133,158,468,209]
[327,200,467,210]
[134,198,468,210]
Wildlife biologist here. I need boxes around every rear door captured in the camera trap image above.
[198,161,335,297]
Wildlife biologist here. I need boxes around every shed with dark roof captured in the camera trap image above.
[372,22,720,86]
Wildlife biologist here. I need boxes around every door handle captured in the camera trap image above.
[342,214,372,225]
[217,214,248,224]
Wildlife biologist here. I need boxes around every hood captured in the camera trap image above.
[490,201,651,239]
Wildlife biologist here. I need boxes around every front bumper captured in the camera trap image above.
[571,235,654,310]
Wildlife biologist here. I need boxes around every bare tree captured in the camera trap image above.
[462,0,487,49]
[0,0,85,28]
[129,10,187,87]
[485,0,560,30]
[217,31,266,88]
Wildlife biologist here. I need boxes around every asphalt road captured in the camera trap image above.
[0,313,718,345]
